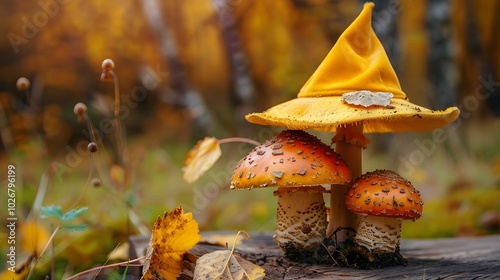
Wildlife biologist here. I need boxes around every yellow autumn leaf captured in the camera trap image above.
[0,269,27,280]
[183,137,221,183]
[141,206,201,280]
[19,221,50,255]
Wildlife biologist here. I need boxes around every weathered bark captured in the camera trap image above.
[182,233,500,279]
[128,232,500,279]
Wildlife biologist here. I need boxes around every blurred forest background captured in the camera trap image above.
[1,0,500,276]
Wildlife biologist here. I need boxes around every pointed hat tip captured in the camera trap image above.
[355,2,375,29]
[359,2,375,20]
[297,0,405,99]
[364,2,375,9]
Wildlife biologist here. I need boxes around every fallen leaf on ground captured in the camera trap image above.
[183,137,221,183]
[194,251,265,280]
[141,206,201,280]
[193,231,265,280]
[0,269,27,280]
[107,242,129,261]
[19,221,50,255]
[200,234,244,247]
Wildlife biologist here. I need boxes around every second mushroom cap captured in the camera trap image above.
[346,169,423,220]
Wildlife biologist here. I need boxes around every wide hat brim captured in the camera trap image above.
[246,2,460,133]
[246,96,460,134]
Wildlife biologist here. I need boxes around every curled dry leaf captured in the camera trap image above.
[341,90,394,107]
[141,206,201,280]
[194,231,265,280]
[183,137,222,183]
[193,250,265,280]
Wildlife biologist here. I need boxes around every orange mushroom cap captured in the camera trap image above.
[230,130,352,190]
[346,169,423,220]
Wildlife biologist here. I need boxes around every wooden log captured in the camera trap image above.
[129,232,500,279]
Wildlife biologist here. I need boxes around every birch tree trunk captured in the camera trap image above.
[212,0,256,136]
[426,0,457,109]
[141,0,213,134]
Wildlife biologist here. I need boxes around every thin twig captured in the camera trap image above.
[316,236,340,267]
[216,230,250,278]
[110,71,128,167]
[64,257,144,280]
[69,153,94,209]
[27,225,61,279]
[27,172,49,221]
[217,137,260,146]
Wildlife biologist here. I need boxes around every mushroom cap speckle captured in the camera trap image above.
[230,130,352,190]
[346,169,423,220]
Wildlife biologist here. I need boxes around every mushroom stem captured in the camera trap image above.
[354,216,402,253]
[274,186,327,253]
[327,123,368,240]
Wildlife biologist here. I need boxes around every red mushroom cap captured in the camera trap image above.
[346,169,423,220]
[230,130,352,190]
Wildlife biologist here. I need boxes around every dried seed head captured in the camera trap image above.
[87,142,98,153]
[91,177,101,187]
[101,58,115,71]
[73,102,87,116]
[101,58,115,81]
[16,77,30,91]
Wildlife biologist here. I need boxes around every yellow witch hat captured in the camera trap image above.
[246,2,459,133]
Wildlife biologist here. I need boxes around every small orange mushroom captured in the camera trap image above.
[346,169,423,253]
[230,130,351,254]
